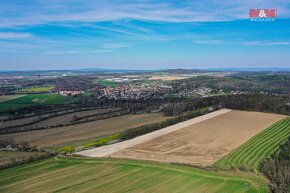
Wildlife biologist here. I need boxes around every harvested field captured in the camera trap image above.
[0,95,25,102]
[28,108,119,128]
[0,157,269,193]
[77,109,231,157]
[0,116,41,128]
[0,108,79,128]
[0,108,119,130]
[0,113,168,148]
[82,110,286,167]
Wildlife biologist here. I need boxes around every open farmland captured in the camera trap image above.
[0,95,25,102]
[0,107,89,128]
[0,113,168,148]
[18,86,54,93]
[0,116,42,128]
[0,94,65,112]
[77,109,231,157]
[84,110,286,167]
[19,108,120,128]
[99,80,120,87]
[0,108,120,132]
[0,157,269,193]
[214,117,290,171]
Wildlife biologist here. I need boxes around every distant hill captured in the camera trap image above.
[207,68,290,72]
[1,67,290,76]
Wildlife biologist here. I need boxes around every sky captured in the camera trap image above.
[0,0,290,70]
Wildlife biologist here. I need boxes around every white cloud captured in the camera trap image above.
[43,49,113,55]
[43,51,65,55]
[101,43,134,49]
[89,50,113,53]
[192,39,290,46]
[241,41,290,46]
[193,40,225,44]
[0,32,32,39]
[1,0,289,27]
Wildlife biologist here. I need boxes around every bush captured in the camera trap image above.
[82,134,120,149]
[0,152,53,170]
[59,146,75,154]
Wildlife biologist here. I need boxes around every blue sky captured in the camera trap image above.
[0,0,290,70]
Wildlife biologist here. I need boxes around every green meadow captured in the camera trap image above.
[99,80,120,87]
[0,157,269,193]
[19,86,54,93]
[0,94,65,112]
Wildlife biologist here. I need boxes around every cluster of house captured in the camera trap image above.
[175,87,248,98]
[101,85,167,100]
[175,87,214,97]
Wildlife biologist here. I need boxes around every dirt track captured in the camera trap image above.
[77,109,286,167]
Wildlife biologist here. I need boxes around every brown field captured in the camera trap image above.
[0,95,25,102]
[0,109,71,128]
[29,108,119,128]
[148,75,189,81]
[0,108,119,129]
[77,109,231,157]
[0,113,168,148]
[109,110,286,166]
[0,116,41,128]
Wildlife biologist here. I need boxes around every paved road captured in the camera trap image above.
[75,109,232,157]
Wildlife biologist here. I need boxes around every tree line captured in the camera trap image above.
[261,137,290,193]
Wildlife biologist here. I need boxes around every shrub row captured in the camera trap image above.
[0,152,54,170]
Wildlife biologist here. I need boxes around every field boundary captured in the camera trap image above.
[76,109,232,157]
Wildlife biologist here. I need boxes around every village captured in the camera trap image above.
[101,85,167,100]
